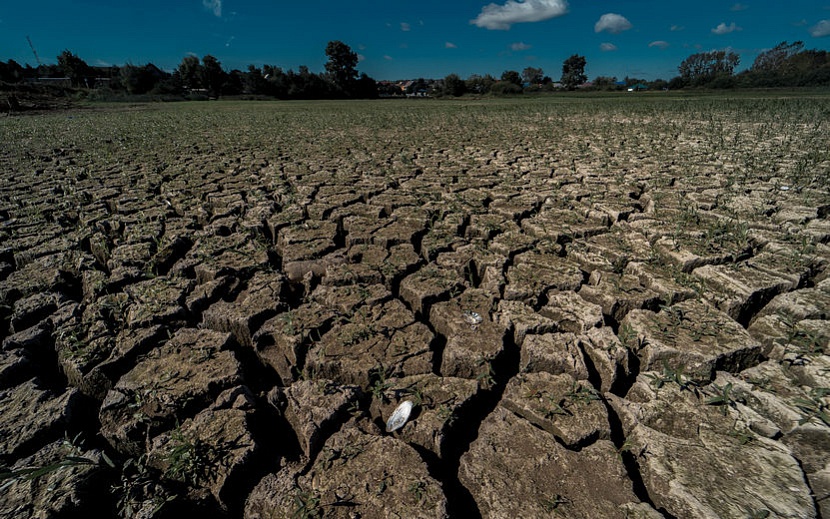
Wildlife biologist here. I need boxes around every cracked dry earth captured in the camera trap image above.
[1,97,829,519]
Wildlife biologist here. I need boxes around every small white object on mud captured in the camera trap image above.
[463,311,483,329]
[386,400,414,432]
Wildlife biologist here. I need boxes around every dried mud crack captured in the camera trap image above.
[1,97,829,518]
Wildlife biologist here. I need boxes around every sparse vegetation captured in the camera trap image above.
[368,364,394,402]
[793,389,830,427]
[0,434,103,492]
[291,487,323,519]
[163,427,216,486]
[407,479,428,503]
[704,383,739,415]
[540,493,570,512]
[475,356,496,389]
[646,362,698,393]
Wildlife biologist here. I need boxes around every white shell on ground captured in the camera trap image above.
[463,311,483,326]
[386,400,414,432]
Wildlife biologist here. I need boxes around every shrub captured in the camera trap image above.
[489,81,523,95]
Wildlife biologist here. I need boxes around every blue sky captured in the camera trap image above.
[2,1,829,80]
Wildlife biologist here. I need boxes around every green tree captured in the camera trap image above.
[465,74,495,94]
[501,70,522,86]
[57,50,91,87]
[739,41,829,87]
[222,69,243,95]
[0,59,25,83]
[200,55,226,96]
[154,71,183,95]
[353,73,378,99]
[251,65,274,96]
[624,76,648,87]
[243,65,268,95]
[561,54,587,90]
[678,50,740,86]
[302,65,329,98]
[752,41,804,72]
[285,66,329,99]
[521,67,544,85]
[325,40,359,96]
[119,64,143,94]
[592,76,618,90]
[119,63,166,94]
[443,73,466,96]
[668,76,686,90]
[490,80,522,95]
[263,65,288,97]
[178,55,202,89]
[649,78,669,90]
[788,49,830,84]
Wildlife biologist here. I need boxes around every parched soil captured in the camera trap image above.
[1,97,829,518]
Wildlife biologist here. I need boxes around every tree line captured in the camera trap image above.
[0,41,378,100]
[1,40,828,100]
[432,42,829,97]
[664,42,829,89]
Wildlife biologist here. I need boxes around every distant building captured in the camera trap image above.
[25,77,72,87]
[377,79,434,97]
[25,76,112,88]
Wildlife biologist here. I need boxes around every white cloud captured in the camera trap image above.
[471,0,568,31]
[384,55,393,60]
[649,40,670,49]
[670,24,684,31]
[712,22,741,34]
[401,22,411,31]
[445,42,457,48]
[600,42,617,52]
[203,0,221,17]
[357,54,365,62]
[811,19,830,37]
[595,13,632,34]
[730,3,749,11]
[511,42,532,51]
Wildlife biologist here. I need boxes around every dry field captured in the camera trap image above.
[1,94,829,518]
